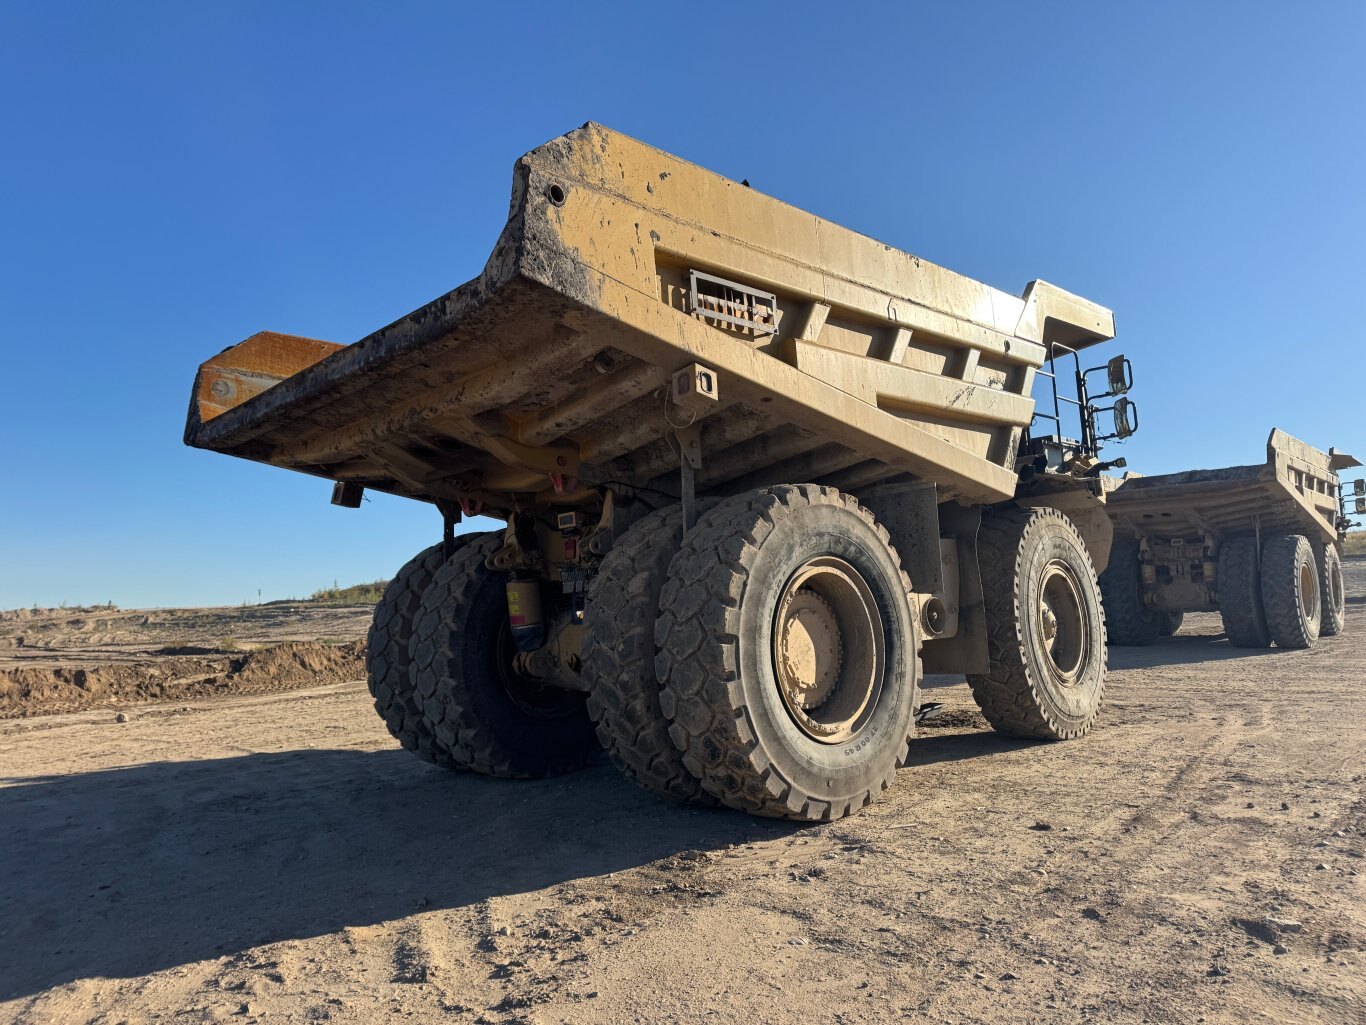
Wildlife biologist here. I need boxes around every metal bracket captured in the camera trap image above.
[436,501,462,560]
[676,425,703,530]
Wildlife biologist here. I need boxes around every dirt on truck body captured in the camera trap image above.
[185,123,1141,821]
[1102,429,1360,650]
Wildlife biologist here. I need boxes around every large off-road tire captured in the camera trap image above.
[1260,534,1321,650]
[1158,611,1184,637]
[1317,543,1345,637]
[582,502,717,803]
[966,506,1107,740]
[655,485,918,822]
[366,538,477,769]
[408,534,600,779]
[1098,539,1160,646]
[1217,536,1271,648]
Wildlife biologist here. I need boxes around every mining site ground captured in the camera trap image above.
[1,565,1362,1025]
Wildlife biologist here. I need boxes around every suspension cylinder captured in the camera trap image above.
[505,575,545,651]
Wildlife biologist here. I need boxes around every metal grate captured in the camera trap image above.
[687,270,778,336]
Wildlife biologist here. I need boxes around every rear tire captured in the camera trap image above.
[1318,543,1346,637]
[1098,539,1160,646]
[1158,611,1184,637]
[582,503,717,803]
[1217,537,1271,648]
[367,540,477,769]
[1260,534,1321,649]
[655,485,918,822]
[408,534,600,778]
[966,506,1107,740]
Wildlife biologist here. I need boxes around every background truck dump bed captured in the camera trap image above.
[1106,429,1355,546]
[186,123,1114,512]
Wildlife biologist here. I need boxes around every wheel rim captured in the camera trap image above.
[1038,560,1088,685]
[1300,562,1319,621]
[771,556,883,744]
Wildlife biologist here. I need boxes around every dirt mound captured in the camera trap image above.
[225,640,365,689]
[0,640,365,718]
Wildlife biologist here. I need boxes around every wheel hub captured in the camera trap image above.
[1299,563,1319,620]
[1040,603,1059,644]
[777,590,843,710]
[770,556,883,744]
[1037,560,1087,685]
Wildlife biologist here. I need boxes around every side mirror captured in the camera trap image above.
[1112,397,1138,440]
[1356,497,1366,515]
[1354,479,1365,496]
[1106,355,1133,396]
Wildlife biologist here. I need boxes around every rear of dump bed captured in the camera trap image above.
[186,122,1115,513]
[184,124,1128,823]
[1101,429,1359,649]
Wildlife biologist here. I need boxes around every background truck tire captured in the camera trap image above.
[582,502,717,804]
[1217,537,1272,648]
[1098,539,1161,646]
[966,505,1106,740]
[1158,611,1184,637]
[1318,543,1345,637]
[1260,534,1321,649]
[408,534,599,779]
[655,484,918,822]
[366,539,477,769]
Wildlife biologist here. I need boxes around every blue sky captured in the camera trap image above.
[1,2,1362,609]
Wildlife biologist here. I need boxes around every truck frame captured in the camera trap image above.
[185,124,1134,820]
[1101,430,1359,649]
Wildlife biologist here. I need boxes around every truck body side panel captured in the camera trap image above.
[185,124,1116,512]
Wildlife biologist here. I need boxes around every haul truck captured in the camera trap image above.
[185,124,1137,821]
[1101,430,1359,649]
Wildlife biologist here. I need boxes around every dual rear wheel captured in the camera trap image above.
[365,487,1110,820]
[1219,534,1330,650]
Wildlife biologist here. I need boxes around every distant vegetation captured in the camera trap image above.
[1345,532,1366,557]
[306,580,389,605]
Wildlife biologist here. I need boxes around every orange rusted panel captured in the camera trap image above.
[193,332,343,422]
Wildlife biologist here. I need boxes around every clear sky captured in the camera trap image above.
[2,2,1362,609]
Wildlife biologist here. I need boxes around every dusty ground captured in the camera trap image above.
[0,604,370,717]
[1,568,1362,1025]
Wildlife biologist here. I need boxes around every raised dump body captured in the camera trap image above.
[185,124,1128,822]
[1101,429,1359,649]
[186,123,1114,511]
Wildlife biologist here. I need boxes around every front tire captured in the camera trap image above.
[655,485,918,822]
[1260,534,1321,649]
[408,534,600,778]
[966,506,1107,740]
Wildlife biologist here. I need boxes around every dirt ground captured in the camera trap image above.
[1,568,1362,1025]
[0,604,370,717]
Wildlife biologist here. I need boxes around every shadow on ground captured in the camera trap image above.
[0,750,798,999]
[1104,632,1302,669]
[0,723,1033,999]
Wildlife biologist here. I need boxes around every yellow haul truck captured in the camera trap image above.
[185,124,1138,821]
[1101,430,1359,649]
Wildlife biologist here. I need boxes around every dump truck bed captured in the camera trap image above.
[1106,429,1357,545]
[186,123,1115,512]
